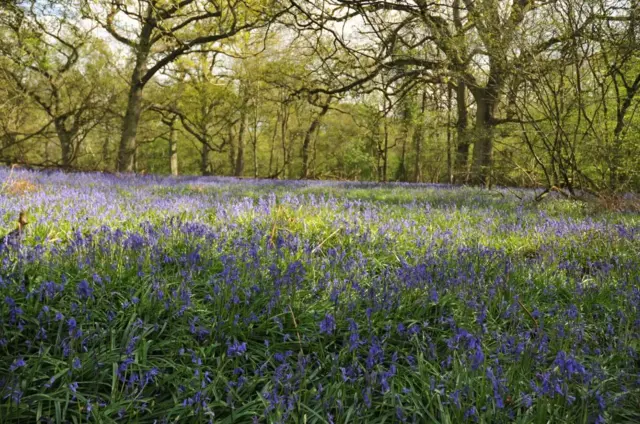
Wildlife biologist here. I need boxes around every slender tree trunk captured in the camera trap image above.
[252,103,259,178]
[281,103,289,179]
[301,100,330,179]
[102,129,111,171]
[396,116,409,182]
[169,121,178,176]
[446,83,453,184]
[227,127,236,173]
[382,111,389,182]
[268,110,280,177]
[234,102,248,177]
[116,13,153,172]
[412,90,427,183]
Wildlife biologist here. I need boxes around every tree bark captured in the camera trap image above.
[454,80,469,182]
[281,102,289,179]
[54,118,74,167]
[252,103,259,178]
[115,13,153,172]
[470,74,501,186]
[610,73,640,189]
[412,90,427,183]
[102,132,111,171]
[382,111,389,182]
[168,121,178,176]
[234,99,248,177]
[301,99,331,179]
[201,142,211,176]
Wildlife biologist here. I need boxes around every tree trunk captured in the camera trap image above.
[610,74,640,189]
[470,81,501,186]
[234,104,247,177]
[169,122,178,176]
[396,120,409,181]
[115,15,153,172]
[454,80,469,182]
[268,110,280,177]
[446,83,453,184]
[54,119,73,167]
[227,127,236,173]
[252,104,259,178]
[301,100,330,179]
[102,130,111,171]
[412,90,427,183]
[201,142,211,176]
[281,103,289,179]
[382,112,389,182]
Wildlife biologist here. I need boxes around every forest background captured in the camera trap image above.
[1,0,639,194]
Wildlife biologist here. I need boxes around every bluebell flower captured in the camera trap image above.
[76,280,94,300]
[319,313,336,335]
[227,339,247,357]
[71,357,82,369]
[9,357,26,372]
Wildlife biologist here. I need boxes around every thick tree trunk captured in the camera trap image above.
[116,15,153,172]
[454,81,469,182]
[301,100,330,179]
[117,79,145,172]
[54,119,73,167]
[470,94,493,186]
[201,142,211,176]
[610,74,640,189]
[470,80,501,186]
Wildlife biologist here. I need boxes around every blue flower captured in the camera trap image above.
[72,357,82,369]
[319,313,336,335]
[227,340,247,357]
[76,280,94,300]
[9,357,26,372]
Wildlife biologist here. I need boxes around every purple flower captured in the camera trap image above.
[227,340,247,357]
[464,406,478,420]
[9,357,26,372]
[319,313,336,335]
[76,280,94,300]
[44,376,56,389]
[72,357,82,369]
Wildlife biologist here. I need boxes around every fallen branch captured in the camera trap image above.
[311,228,341,254]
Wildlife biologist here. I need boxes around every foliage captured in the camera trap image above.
[1,167,639,423]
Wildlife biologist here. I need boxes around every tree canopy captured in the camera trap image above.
[1,0,639,192]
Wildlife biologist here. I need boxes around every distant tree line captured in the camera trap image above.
[1,0,639,192]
